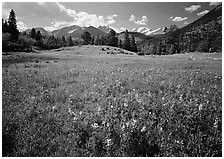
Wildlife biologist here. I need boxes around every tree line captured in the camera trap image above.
[2,9,138,53]
[138,15,222,55]
[2,9,221,54]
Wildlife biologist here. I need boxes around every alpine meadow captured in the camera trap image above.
[2,2,222,157]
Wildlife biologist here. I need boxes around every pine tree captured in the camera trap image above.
[68,36,74,46]
[107,29,118,47]
[2,19,8,33]
[62,36,67,47]
[118,40,123,48]
[123,30,131,51]
[91,36,95,45]
[35,30,41,41]
[8,9,19,41]
[81,31,92,45]
[95,34,101,45]
[131,34,137,52]
[30,28,36,39]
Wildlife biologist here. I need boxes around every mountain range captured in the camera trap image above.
[24,4,221,40]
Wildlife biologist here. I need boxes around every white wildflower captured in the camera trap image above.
[91,123,99,128]
[110,105,113,109]
[106,139,112,147]
[141,126,146,132]
[124,102,128,107]
[214,118,219,128]
[199,104,203,111]
[73,116,78,122]
[121,124,125,131]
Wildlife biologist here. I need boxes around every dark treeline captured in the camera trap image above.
[138,15,222,55]
[2,9,138,53]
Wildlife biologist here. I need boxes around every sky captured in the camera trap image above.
[2,1,222,33]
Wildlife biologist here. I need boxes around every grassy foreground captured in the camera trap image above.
[2,46,222,156]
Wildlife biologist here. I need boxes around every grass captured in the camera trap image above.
[2,46,222,156]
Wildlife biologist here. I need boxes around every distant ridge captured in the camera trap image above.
[180,4,222,33]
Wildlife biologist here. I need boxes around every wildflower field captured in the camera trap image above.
[2,46,222,157]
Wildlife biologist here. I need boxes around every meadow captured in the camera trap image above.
[2,46,222,157]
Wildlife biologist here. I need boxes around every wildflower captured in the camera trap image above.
[97,106,101,112]
[110,105,113,109]
[199,104,203,111]
[175,140,183,145]
[131,119,137,127]
[79,111,82,116]
[141,126,146,132]
[52,105,56,110]
[214,118,219,128]
[91,123,99,128]
[106,138,112,147]
[73,116,78,122]
[124,102,128,107]
[102,120,106,125]
[121,124,125,131]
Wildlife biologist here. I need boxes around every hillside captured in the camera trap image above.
[180,4,222,33]
[24,27,52,36]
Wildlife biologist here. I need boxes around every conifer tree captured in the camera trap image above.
[123,29,131,51]
[131,34,138,52]
[2,19,8,33]
[62,36,67,47]
[81,31,92,45]
[30,28,36,39]
[91,36,95,45]
[107,29,118,47]
[8,9,19,41]
[95,34,101,45]
[68,36,74,46]
[35,30,41,41]
[118,40,123,48]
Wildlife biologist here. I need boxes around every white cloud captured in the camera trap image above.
[37,2,46,6]
[2,2,10,19]
[120,27,128,31]
[184,21,189,25]
[197,10,209,16]
[129,15,148,25]
[172,16,187,22]
[185,5,201,13]
[107,19,116,25]
[54,2,116,28]
[45,21,71,31]
[17,21,28,31]
[169,16,174,20]
[209,2,221,6]
[129,15,136,21]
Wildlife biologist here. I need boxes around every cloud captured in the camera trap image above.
[120,27,128,31]
[172,16,187,22]
[129,15,148,25]
[169,16,174,20]
[17,21,28,31]
[37,2,46,6]
[2,2,11,19]
[54,2,116,28]
[129,15,136,21]
[209,2,221,6]
[197,10,209,16]
[184,21,189,25]
[44,21,71,31]
[185,5,201,13]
